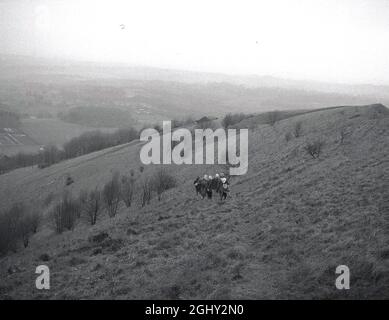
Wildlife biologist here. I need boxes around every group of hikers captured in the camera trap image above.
[194,173,230,201]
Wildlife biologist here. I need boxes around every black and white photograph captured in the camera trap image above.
[0,0,388,305]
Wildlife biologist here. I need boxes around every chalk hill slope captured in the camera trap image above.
[0,104,388,299]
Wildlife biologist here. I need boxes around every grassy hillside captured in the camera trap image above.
[0,104,388,299]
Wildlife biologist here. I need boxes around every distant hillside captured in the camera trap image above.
[0,104,388,299]
[1,55,387,123]
[1,54,389,101]
[59,107,136,128]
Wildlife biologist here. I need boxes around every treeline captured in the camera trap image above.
[0,112,253,175]
[0,168,177,256]
[221,112,252,128]
[63,128,138,158]
[51,168,176,233]
[0,203,41,255]
[0,128,138,174]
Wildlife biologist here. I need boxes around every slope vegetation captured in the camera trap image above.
[0,104,388,299]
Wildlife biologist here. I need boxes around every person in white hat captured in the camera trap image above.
[220,176,229,200]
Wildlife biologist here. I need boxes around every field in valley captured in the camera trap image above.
[21,118,117,147]
[0,118,118,156]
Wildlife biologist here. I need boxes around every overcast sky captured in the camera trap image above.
[1,0,389,84]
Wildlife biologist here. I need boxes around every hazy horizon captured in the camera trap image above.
[1,0,389,85]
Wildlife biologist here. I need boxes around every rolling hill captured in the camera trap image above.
[1,55,388,124]
[0,104,388,299]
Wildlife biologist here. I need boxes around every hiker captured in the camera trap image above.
[194,173,229,200]
[197,175,208,199]
[219,176,230,201]
[206,175,213,199]
[213,173,221,193]
[210,173,220,193]
[194,176,201,196]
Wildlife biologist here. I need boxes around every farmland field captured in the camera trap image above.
[21,118,117,147]
[0,118,118,156]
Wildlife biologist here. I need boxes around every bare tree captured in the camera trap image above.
[0,204,24,255]
[103,172,121,217]
[152,169,177,201]
[85,189,102,225]
[18,211,32,248]
[140,178,152,207]
[0,203,43,255]
[51,191,79,233]
[121,175,136,208]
